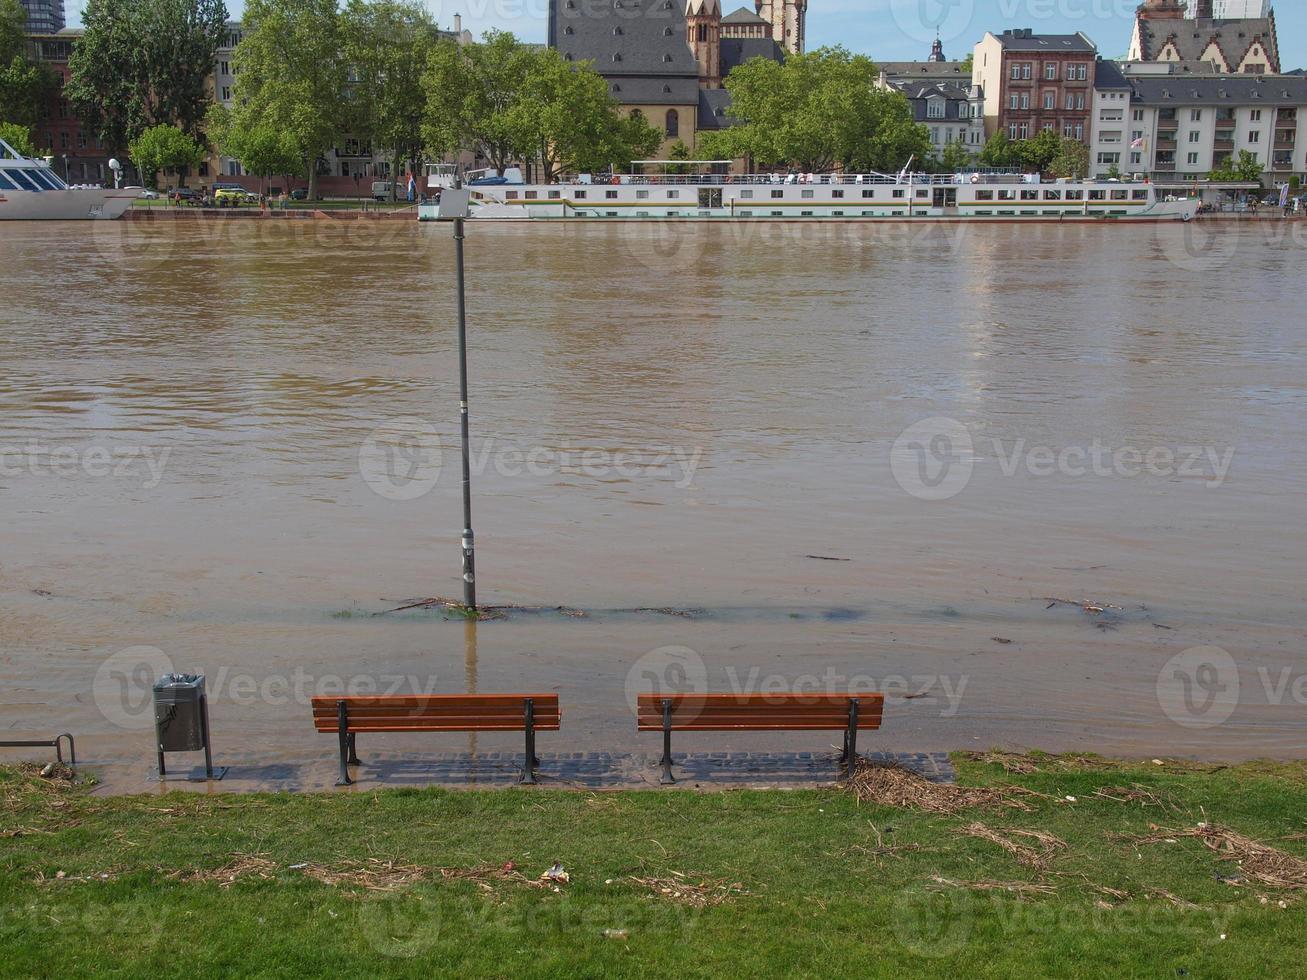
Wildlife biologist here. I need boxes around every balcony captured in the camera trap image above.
[1276,108,1297,122]
[1274,133,1296,151]
[1272,153,1294,171]
[1156,137,1177,151]
[1214,138,1235,153]
[1154,160,1176,172]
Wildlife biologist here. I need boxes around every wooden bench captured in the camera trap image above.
[636,693,884,784]
[311,695,561,786]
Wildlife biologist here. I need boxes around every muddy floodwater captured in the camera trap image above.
[1,217,1305,785]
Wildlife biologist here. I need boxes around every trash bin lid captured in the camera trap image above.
[153,673,205,691]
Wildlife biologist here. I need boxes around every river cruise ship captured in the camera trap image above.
[0,138,140,220]
[419,163,1199,223]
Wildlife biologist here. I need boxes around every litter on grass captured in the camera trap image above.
[845,760,1036,814]
[1117,824,1307,891]
[962,821,1068,870]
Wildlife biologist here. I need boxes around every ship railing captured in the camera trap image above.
[568,172,976,187]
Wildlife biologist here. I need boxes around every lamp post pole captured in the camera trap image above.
[453,167,476,610]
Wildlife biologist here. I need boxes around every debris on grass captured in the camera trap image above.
[962,821,1068,870]
[928,875,1057,897]
[35,868,119,885]
[963,751,1042,775]
[1118,824,1307,891]
[623,871,745,908]
[1093,785,1177,810]
[845,760,1036,814]
[1144,886,1202,910]
[438,863,552,892]
[173,855,279,887]
[298,859,429,893]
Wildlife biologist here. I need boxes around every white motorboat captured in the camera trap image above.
[0,137,140,220]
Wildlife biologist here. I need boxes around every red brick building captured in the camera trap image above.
[973,29,1098,144]
[25,29,120,185]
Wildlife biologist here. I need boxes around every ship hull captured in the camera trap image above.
[0,187,140,220]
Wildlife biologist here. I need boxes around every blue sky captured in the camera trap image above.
[68,0,1305,69]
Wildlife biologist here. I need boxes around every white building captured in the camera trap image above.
[1090,61,1134,176]
[1097,73,1307,183]
[1188,1,1270,18]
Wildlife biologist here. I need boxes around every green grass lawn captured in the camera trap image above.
[3,754,1307,978]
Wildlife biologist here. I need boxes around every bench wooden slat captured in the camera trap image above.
[311,695,558,709]
[636,693,883,731]
[313,722,560,733]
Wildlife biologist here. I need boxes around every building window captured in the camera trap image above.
[1020,93,1029,109]
[927,100,944,118]
[1249,131,1260,143]
[665,109,678,138]
[1043,91,1055,110]
[1045,63,1057,80]
[1187,153,1199,165]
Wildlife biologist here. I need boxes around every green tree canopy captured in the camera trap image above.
[208,103,303,190]
[696,48,929,172]
[978,129,1018,168]
[342,0,437,199]
[67,0,228,149]
[1048,136,1089,179]
[938,136,974,173]
[1018,127,1062,172]
[510,47,662,181]
[230,0,348,200]
[1210,149,1263,185]
[422,30,538,173]
[128,123,204,187]
[0,0,59,130]
[0,118,36,156]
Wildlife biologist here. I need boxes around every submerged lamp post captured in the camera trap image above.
[438,170,477,609]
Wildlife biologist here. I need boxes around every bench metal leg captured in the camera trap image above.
[347,733,361,767]
[335,699,353,786]
[844,698,860,779]
[659,698,675,784]
[521,698,538,785]
[200,694,215,779]
[54,733,76,767]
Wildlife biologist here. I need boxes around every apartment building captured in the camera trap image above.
[972,30,1098,144]
[1099,74,1307,182]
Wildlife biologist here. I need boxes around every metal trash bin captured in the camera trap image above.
[152,673,221,779]
[154,674,206,752]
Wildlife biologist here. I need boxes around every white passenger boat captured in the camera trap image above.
[419,163,1199,223]
[0,138,140,220]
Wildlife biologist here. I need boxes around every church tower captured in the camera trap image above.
[1136,0,1186,18]
[755,0,806,55]
[686,0,722,88]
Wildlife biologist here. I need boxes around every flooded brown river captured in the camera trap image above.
[1,217,1305,785]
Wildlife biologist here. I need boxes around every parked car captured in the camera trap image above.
[289,188,308,201]
[139,189,159,200]
[213,187,246,207]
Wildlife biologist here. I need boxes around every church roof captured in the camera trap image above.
[721,6,767,24]
[721,36,784,75]
[697,88,739,129]
[1134,16,1279,72]
[551,0,701,80]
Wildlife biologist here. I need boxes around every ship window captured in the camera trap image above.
[832,189,844,198]
[637,190,649,199]
[1133,190,1148,200]
[1089,189,1105,200]
[740,189,753,198]
[524,191,538,199]
[892,189,905,198]
[574,190,587,199]
[1043,190,1061,200]
[975,190,994,200]
[801,189,813,198]
[915,189,929,199]
[548,190,561,199]
[667,190,679,198]
[506,191,519,199]
[1021,189,1039,200]
[30,169,59,189]
[1066,190,1084,200]
[862,189,874,198]
[771,189,783,198]
[0,172,16,190]
[606,190,618,198]
[771,210,782,216]
[832,210,843,216]
[739,210,753,216]
[1111,189,1128,200]
[8,169,40,190]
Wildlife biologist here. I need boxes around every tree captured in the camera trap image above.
[128,123,204,187]
[939,137,973,173]
[0,118,35,156]
[0,0,59,129]
[231,0,348,201]
[703,47,929,172]
[1047,136,1088,179]
[343,0,437,201]
[1018,128,1062,172]
[422,30,538,174]
[208,104,303,193]
[511,47,662,181]
[1209,149,1263,185]
[959,53,974,75]
[66,0,227,149]
[978,130,1018,169]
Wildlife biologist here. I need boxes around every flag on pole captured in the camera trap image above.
[1130,137,1145,149]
